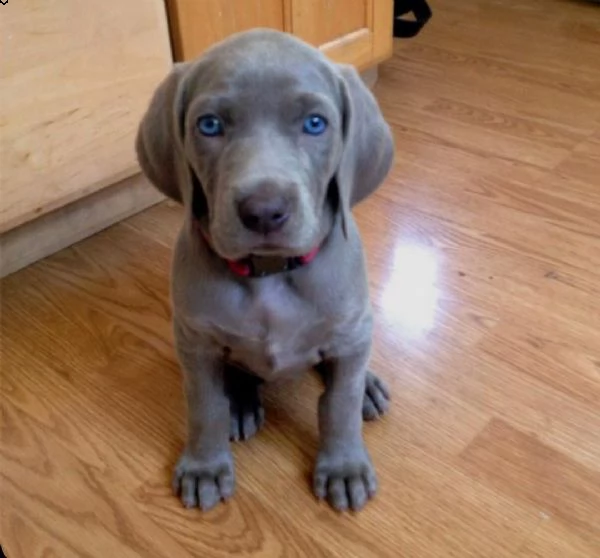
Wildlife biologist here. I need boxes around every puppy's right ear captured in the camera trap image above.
[135,62,191,203]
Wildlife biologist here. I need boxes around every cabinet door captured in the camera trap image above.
[289,0,393,69]
[167,0,286,60]
[0,0,172,233]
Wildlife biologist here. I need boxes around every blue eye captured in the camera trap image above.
[197,114,224,137]
[303,114,328,136]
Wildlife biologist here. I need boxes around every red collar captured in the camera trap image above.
[195,222,320,278]
[226,245,319,277]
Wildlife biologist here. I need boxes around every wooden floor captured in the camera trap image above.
[2,1,600,556]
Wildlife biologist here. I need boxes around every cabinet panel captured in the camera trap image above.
[290,0,393,69]
[166,0,393,69]
[167,0,285,61]
[291,0,367,47]
[0,0,172,233]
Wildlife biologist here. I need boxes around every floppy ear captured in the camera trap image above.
[334,64,395,237]
[135,62,191,203]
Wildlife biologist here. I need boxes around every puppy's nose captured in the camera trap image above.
[237,194,290,234]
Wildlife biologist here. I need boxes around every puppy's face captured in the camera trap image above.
[181,33,345,260]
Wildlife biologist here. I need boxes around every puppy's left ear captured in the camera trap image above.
[334,64,395,238]
[135,62,191,204]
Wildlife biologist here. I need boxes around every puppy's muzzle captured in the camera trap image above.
[236,181,293,235]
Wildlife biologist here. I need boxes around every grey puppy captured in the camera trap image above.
[136,29,394,512]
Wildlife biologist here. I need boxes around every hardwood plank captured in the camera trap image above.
[2,408,192,558]
[555,134,600,185]
[459,419,600,554]
[418,1,600,79]
[381,43,599,135]
[518,520,600,558]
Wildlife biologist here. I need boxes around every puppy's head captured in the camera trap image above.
[136,29,393,260]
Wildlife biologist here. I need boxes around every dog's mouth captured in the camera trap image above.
[194,219,320,277]
[193,214,304,261]
[190,178,326,267]
[225,241,309,262]
[246,241,298,256]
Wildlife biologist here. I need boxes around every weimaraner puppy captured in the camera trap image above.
[136,28,394,512]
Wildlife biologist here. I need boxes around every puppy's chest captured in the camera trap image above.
[210,280,328,379]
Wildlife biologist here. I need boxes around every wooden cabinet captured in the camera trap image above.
[0,0,173,276]
[289,0,393,68]
[0,0,172,234]
[167,0,393,69]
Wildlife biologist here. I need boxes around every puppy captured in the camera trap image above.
[136,29,394,512]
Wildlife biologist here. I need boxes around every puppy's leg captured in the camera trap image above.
[172,324,234,511]
[316,368,389,422]
[225,366,265,442]
[313,346,377,512]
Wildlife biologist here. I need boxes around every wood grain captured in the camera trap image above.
[314,0,394,69]
[459,419,600,551]
[291,0,369,47]
[2,1,600,556]
[166,0,286,61]
[0,0,172,233]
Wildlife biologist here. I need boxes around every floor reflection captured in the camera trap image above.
[380,243,441,337]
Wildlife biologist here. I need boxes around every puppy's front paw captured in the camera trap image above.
[313,446,377,512]
[173,451,235,511]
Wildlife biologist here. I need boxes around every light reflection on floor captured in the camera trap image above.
[379,243,441,337]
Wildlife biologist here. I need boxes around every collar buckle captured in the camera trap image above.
[246,255,300,278]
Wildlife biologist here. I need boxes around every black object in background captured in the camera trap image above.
[393,0,432,38]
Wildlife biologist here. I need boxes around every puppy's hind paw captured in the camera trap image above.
[229,396,265,441]
[362,371,390,421]
[226,367,265,442]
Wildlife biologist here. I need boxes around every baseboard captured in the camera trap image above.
[0,173,164,278]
